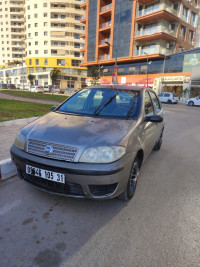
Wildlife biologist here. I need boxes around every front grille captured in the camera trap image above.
[21,171,84,197]
[89,183,118,197]
[27,139,78,162]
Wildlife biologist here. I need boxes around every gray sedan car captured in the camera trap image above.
[10,85,164,200]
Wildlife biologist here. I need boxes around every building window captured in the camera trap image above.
[34,4,37,8]
[44,50,48,54]
[44,22,47,26]
[28,15,30,19]
[35,50,38,54]
[71,59,81,67]
[28,33,31,37]
[34,14,38,18]
[28,24,31,28]
[27,5,30,10]
[35,32,38,36]
[44,13,47,17]
[35,41,38,45]
[57,59,65,66]
[43,3,47,7]
[35,59,39,65]
[44,59,48,65]
[44,31,48,36]
[35,23,38,27]
[29,59,32,65]
[29,51,31,54]
[44,41,48,45]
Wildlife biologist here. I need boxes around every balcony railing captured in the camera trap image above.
[135,46,174,56]
[101,3,112,12]
[100,38,110,45]
[100,21,111,29]
[135,25,176,38]
[99,54,110,61]
[137,4,178,17]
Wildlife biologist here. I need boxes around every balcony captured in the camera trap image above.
[101,3,112,12]
[135,25,177,42]
[100,38,110,45]
[99,54,110,61]
[136,4,178,23]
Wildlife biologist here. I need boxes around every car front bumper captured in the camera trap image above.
[10,145,135,199]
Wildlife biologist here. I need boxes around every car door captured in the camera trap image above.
[195,96,200,106]
[149,90,163,140]
[140,91,158,159]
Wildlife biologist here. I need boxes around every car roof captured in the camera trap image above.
[87,85,147,92]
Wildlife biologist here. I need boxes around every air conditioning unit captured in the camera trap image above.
[166,43,170,49]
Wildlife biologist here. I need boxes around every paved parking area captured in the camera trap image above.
[0,104,200,267]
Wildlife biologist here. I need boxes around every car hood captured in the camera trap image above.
[22,112,136,149]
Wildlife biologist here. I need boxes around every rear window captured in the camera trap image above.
[164,93,170,97]
[173,94,178,97]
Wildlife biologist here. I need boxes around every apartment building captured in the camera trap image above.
[80,0,200,91]
[0,0,25,66]
[0,0,87,90]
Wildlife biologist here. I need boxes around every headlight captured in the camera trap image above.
[14,131,26,151]
[79,146,126,163]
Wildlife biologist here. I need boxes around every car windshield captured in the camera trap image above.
[57,88,141,119]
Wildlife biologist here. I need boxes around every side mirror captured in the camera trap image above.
[144,115,163,123]
[51,106,57,111]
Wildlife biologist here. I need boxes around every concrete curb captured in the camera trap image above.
[0,158,16,181]
[0,117,38,127]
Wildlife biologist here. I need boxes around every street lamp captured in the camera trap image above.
[144,52,152,88]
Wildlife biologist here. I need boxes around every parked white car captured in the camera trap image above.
[30,86,43,93]
[158,92,179,104]
[186,96,200,106]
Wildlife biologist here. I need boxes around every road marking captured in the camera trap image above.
[0,199,21,216]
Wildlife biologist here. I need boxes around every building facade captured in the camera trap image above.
[81,0,200,95]
[0,0,25,66]
[0,0,87,90]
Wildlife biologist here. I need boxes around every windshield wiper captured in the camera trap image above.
[93,93,118,116]
[126,99,136,120]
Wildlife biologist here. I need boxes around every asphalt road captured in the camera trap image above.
[0,104,200,267]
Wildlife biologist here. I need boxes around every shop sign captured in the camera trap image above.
[161,76,185,82]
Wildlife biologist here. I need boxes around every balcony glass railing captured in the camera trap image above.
[99,54,110,61]
[137,4,178,17]
[100,38,110,45]
[101,3,112,12]
[100,21,111,29]
[136,25,176,38]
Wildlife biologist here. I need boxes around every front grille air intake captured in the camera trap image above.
[27,139,78,162]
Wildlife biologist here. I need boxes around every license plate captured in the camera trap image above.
[26,165,65,184]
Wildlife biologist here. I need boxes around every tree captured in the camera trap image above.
[90,66,99,85]
[50,68,61,87]
[28,74,35,85]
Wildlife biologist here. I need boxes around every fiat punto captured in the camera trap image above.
[10,85,164,200]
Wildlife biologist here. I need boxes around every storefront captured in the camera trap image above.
[153,76,190,97]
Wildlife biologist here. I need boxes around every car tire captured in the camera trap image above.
[153,130,163,151]
[118,157,140,201]
[188,101,194,106]
[167,100,172,104]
